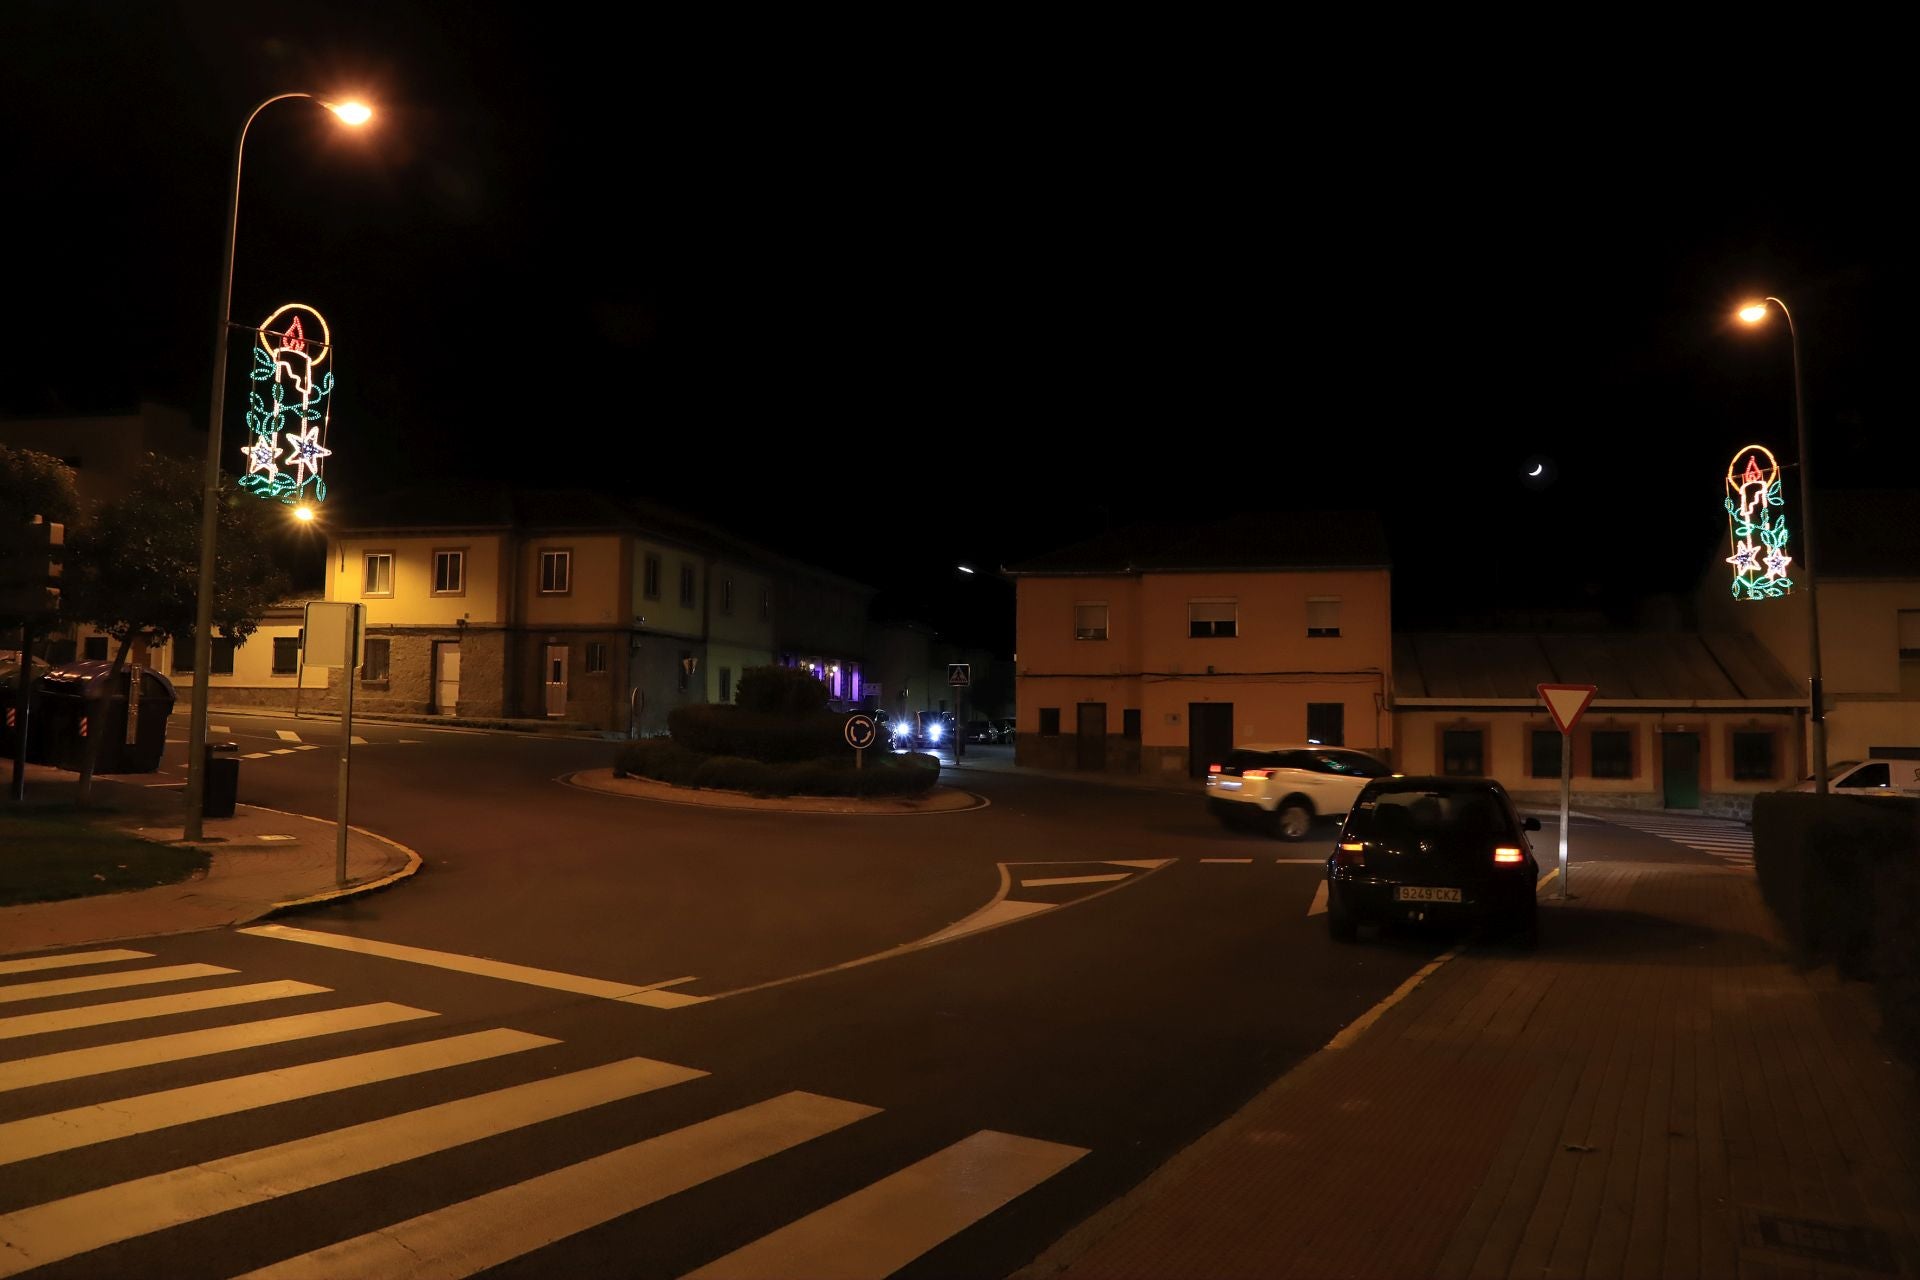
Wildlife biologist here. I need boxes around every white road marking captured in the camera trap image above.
[1326,944,1467,1051]
[0,963,235,1005]
[1104,858,1173,869]
[1018,873,1129,888]
[243,752,271,759]
[238,924,709,1007]
[1199,857,1253,864]
[916,899,1054,945]
[399,738,422,743]
[146,780,189,787]
[0,1029,556,1166]
[274,730,301,742]
[234,1092,879,1280]
[0,1003,433,1093]
[1307,882,1329,916]
[268,748,296,756]
[295,744,321,752]
[348,736,368,745]
[210,725,229,734]
[1275,857,1324,865]
[0,981,328,1041]
[0,949,152,977]
[681,1129,1089,1280]
[0,1056,706,1277]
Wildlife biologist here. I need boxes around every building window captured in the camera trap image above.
[1075,602,1108,640]
[83,635,109,661]
[1039,708,1061,736]
[1590,729,1633,779]
[208,638,235,676]
[1123,708,1141,740]
[722,578,734,615]
[1306,597,1342,638]
[1188,599,1237,639]
[678,651,692,693]
[679,563,696,607]
[539,550,571,594]
[1530,729,1560,778]
[171,641,191,674]
[1732,730,1776,781]
[1442,729,1484,776]
[362,552,393,597]
[362,637,391,683]
[585,642,608,675]
[720,667,733,702]
[1306,702,1345,746]
[272,636,299,675]
[46,639,76,664]
[1901,610,1920,697]
[643,553,661,600]
[432,550,464,596]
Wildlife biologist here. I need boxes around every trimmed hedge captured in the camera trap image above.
[733,665,830,715]
[667,704,847,763]
[614,738,940,798]
[1753,792,1920,1064]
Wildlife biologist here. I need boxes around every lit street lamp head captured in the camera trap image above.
[323,100,374,126]
[293,504,315,522]
[1737,302,1770,324]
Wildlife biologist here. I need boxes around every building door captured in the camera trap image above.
[1188,702,1233,777]
[1662,732,1701,810]
[433,642,461,716]
[1076,703,1107,771]
[544,644,569,718]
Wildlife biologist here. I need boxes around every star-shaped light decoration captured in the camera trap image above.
[242,433,280,479]
[1726,539,1763,575]
[1764,547,1792,580]
[282,421,331,486]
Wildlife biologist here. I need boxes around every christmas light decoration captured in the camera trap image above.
[239,303,333,507]
[1724,444,1792,600]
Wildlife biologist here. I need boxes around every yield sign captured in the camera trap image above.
[1538,683,1598,735]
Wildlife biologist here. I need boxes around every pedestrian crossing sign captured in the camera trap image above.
[947,664,970,686]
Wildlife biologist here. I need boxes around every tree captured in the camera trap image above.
[0,445,80,531]
[63,454,290,800]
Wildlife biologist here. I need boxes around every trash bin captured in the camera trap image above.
[0,649,50,762]
[30,661,178,774]
[203,744,239,818]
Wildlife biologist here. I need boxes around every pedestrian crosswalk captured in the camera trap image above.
[1597,810,1755,867]
[0,946,1088,1277]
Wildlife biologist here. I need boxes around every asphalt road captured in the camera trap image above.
[0,711,1739,1278]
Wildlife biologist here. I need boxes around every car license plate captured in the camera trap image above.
[1395,886,1462,903]
[1215,779,1241,790]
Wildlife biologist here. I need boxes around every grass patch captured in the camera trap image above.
[0,810,209,906]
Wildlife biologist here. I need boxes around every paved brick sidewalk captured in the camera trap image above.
[1,767,419,956]
[1024,861,1920,1279]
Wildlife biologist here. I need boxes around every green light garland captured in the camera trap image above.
[239,304,333,506]
[1724,444,1792,601]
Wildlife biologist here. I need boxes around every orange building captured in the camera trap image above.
[1007,514,1393,778]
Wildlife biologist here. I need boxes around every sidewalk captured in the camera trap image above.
[1023,859,1920,1280]
[208,704,607,737]
[0,767,420,956]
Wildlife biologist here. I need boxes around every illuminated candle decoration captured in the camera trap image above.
[1724,444,1792,600]
[240,303,334,506]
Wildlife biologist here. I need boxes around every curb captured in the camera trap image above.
[561,768,989,816]
[242,805,426,917]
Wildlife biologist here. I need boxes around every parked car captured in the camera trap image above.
[1786,758,1920,796]
[993,717,1016,743]
[1326,776,1541,945]
[963,719,997,744]
[1204,744,1393,840]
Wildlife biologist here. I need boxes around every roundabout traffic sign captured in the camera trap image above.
[844,714,878,751]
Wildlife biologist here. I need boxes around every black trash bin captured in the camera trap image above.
[203,744,239,818]
[31,661,178,774]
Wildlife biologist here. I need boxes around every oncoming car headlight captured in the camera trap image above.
[927,724,942,741]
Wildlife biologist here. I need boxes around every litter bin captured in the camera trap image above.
[31,661,178,774]
[203,744,240,818]
[0,649,50,762]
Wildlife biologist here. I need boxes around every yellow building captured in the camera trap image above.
[1008,514,1393,777]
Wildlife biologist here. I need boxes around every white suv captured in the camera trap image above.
[1205,743,1393,840]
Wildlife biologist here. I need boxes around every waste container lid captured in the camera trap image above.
[38,660,177,699]
[0,650,51,684]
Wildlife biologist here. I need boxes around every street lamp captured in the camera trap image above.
[1737,295,1827,795]
[183,93,372,840]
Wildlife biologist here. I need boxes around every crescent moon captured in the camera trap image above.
[1528,464,1544,477]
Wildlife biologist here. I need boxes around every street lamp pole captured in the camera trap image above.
[1740,296,1827,795]
[183,92,368,839]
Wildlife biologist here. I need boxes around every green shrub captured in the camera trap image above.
[613,741,940,798]
[668,703,846,763]
[733,665,830,715]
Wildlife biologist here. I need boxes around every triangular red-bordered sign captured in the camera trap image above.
[1538,683,1598,734]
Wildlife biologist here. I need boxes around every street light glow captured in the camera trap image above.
[957,564,975,574]
[293,504,315,522]
[1737,303,1769,324]
[325,100,374,126]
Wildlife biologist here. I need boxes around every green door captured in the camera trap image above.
[1662,732,1701,809]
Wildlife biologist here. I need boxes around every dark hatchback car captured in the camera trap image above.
[1326,776,1541,946]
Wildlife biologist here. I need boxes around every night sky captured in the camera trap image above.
[5,6,1914,653]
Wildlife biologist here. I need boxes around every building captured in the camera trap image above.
[1007,513,1393,777]
[1696,491,1920,770]
[1392,631,1805,818]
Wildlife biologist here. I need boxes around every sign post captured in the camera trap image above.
[304,602,361,887]
[844,713,877,770]
[947,664,970,758]
[1538,683,1598,900]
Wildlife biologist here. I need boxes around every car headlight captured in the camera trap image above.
[928,724,942,740]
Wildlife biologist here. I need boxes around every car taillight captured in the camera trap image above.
[1335,842,1365,867]
[1208,763,1222,773]
[1242,769,1272,779]
[1493,846,1524,864]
